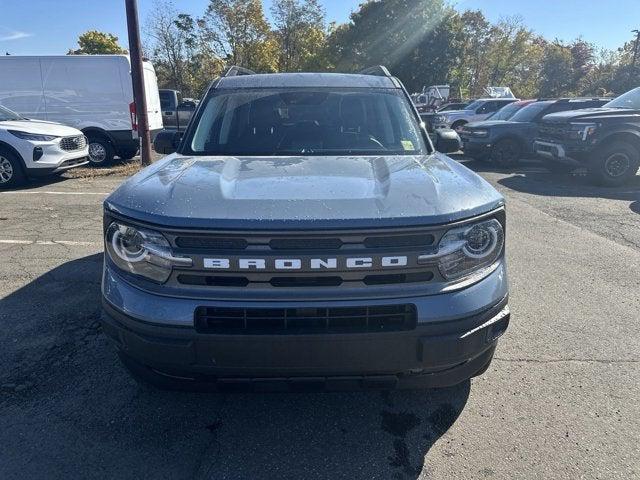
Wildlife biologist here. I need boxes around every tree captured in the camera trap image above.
[271,0,327,71]
[68,30,127,55]
[327,0,459,92]
[201,0,278,72]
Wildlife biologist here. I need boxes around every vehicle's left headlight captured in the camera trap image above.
[8,130,59,142]
[568,123,598,141]
[105,222,192,283]
[433,115,448,124]
[419,218,504,281]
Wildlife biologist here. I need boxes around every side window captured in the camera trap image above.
[477,101,496,114]
[159,92,173,110]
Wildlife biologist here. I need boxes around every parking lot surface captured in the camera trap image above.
[1,157,638,479]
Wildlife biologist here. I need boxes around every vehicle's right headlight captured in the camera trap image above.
[419,218,504,281]
[433,115,447,123]
[105,222,192,283]
[8,130,59,142]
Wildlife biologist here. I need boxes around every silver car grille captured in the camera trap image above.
[60,135,87,151]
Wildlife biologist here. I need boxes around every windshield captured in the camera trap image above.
[0,105,23,121]
[188,88,428,156]
[487,102,525,121]
[464,100,483,111]
[604,87,640,109]
[509,101,553,122]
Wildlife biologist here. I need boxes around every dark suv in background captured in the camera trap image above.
[461,98,608,166]
[535,87,640,185]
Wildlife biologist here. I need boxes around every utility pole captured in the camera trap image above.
[125,0,152,166]
[632,29,640,68]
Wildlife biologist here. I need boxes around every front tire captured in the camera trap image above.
[451,120,467,133]
[491,139,521,167]
[588,141,640,187]
[87,136,115,166]
[0,149,26,189]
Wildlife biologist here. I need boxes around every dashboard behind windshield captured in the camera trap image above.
[186,88,428,156]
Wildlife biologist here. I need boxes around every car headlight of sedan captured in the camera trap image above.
[8,130,59,142]
[433,115,448,124]
[568,123,598,141]
[470,129,489,138]
[419,218,504,281]
[105,222,192,283]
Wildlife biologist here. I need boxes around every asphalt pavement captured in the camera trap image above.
[0,157,638,479]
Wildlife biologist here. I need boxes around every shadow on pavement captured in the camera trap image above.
[453,155,640,209]
[0,254,470,479]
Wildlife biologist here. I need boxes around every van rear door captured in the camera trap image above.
[142,62,163,131]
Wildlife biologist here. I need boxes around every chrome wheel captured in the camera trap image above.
[0,156,13,183]
[89,142,107,164]
[604,153,631,178]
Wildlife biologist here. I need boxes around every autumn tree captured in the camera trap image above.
[271,0,327,71]
[68,30,127,55]
[201,0,278,72]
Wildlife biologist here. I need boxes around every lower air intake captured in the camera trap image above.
[194,304,417,334]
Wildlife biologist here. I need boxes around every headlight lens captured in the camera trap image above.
[8,130,59,142]
[568,123,598,141]
[471,129,489,138]
[105,222,192,283]
[422,218,504,281]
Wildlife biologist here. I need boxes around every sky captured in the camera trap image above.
[0,0,638,55]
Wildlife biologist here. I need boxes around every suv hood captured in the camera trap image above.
[542,107,640,123]
[105,154,504,229]
[0,119,81,137]
[465,120,529,129]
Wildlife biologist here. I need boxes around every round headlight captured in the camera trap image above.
[105,222,189,283]
[436,218,504,281]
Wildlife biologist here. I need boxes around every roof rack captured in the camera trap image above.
[222,66,256,77]
[358,65,392,77]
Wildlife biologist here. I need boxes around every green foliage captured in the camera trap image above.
[68,30,127,55]
[145,0,639,100]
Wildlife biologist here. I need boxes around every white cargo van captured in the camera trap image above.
[0,55,162,165]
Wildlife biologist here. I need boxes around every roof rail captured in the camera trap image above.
[358,65,392,77]
[222,66,256,77]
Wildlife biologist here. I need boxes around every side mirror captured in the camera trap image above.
[153,130,182,154]
[434,128,462,154]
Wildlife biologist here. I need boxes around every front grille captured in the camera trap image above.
[59,135,87,151]
[194,304,417,334]
[538,124,570,141]
[164,225,451,290]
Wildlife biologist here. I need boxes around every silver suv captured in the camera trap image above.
[432,98,519,132]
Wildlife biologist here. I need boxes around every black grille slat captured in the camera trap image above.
[175,237,248,250]
[194,304,416,334]
[269,238,343,250]
[364,234,435,248]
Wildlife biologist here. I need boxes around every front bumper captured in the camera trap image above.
[101,262,509,389]
[533,140,591,165]
[460,135,493,157]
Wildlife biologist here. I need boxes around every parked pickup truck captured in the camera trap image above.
[461,98,608,166]
[159,89,197,131]
[534,87,640,186]
[101,66,510,392]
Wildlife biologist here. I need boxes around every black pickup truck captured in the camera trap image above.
[534,87,640,186]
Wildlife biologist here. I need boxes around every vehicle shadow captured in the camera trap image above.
[0,253,471,480]
[453,155,640,210]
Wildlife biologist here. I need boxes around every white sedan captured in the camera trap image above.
[0,104,89,188]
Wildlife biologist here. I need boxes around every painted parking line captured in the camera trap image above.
[0,239,100,246]
[0,191,110,195]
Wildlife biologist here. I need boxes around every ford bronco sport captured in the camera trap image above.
[101,66,510,391]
